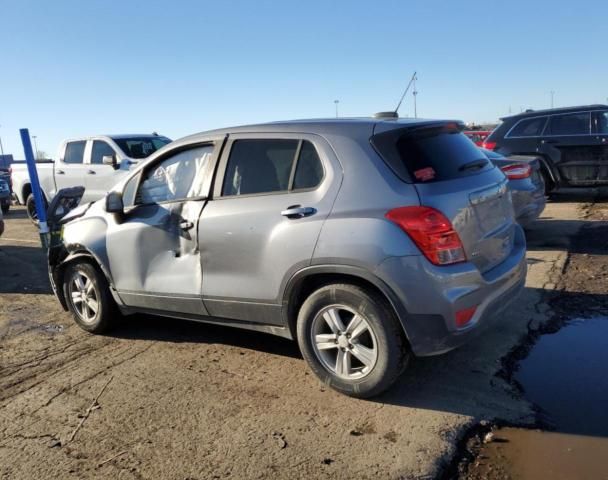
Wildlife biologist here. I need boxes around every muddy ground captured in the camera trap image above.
[456,192,608,480]
[0,197,596,479]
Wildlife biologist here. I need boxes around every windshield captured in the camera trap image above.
[112,136,172,159]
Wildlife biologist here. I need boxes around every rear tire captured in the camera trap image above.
[296,283,409,398]
[63,261,119,333]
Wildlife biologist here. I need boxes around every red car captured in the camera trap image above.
[464,130,491,146]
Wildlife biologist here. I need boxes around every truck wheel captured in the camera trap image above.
[63,261,119,333]
[296,283,409,398]
[26,193,46,225]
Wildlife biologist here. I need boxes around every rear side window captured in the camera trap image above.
[372,125,492,183]
[507,117,547,137]
[545,112,590,136]
[293,141,324,190]
[222,139,323,196]
[63,141,86,164]
[596,111,608,134]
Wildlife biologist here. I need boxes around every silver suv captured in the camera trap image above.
[49,118,527,397]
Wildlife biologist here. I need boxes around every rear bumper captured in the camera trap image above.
[511,184,546,226]
[375,225,527,356]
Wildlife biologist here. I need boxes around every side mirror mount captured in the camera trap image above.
[102,154,118,169]
[106,191,124,214]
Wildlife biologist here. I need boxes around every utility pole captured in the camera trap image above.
[550,90,555,109]
[0,125,5,157]
[32,135,39,159]
[412,75,418,118]
[334,100,340,118]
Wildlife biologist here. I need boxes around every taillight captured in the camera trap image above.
[455,306,477,328]
[385,206,466,266]
[481,140,497,150]
[501,163,531,180]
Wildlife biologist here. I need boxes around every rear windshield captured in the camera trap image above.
[112,136,172,159]
[372,124,493,183]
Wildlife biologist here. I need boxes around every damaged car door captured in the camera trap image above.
[105,142,220,315]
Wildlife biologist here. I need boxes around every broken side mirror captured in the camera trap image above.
[106,191,124,214]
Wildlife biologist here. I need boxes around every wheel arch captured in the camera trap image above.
[282,265,411,345]
[51,248,120,310]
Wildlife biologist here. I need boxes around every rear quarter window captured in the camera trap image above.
[506,117,548,138]
[372,125,493,183]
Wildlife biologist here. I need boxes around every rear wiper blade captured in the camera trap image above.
[459,159,488,172]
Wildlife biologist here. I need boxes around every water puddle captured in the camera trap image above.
[515,316,608,436]
[463,317,608,479]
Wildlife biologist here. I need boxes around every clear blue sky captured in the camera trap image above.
[1,0,606,157]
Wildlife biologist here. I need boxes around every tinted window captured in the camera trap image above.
[112,136,171,159]
[597,112,608,134]
[136,145,213,204]
[223,139,299,196]
[508,117,547,137]
[293,141,324,190]
[91,141,116,165]
[372,125,492,183]
[546,112,590,135]
[64,141,86,164]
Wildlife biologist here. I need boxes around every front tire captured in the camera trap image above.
[26,193,46,225]
[63,262,118,333]
[296,283,409,398]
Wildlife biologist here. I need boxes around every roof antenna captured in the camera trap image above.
[374,71,417,119]
[395,71,417,115]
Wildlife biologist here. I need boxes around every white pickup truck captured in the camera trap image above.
[12,134,171,221]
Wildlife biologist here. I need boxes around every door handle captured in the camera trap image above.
[87,170,96,174]
[281,205,317,219]
[180,220,194,231]
[542,139,559,145]
[56,169,65,174]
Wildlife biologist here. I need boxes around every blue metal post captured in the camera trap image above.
[20,128,49,248]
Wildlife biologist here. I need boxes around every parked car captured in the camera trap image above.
[11,134,171,222]
[480,148,545,226]
[482,104,608,193]
[464,130,491,146]
[48,118,527,398]
[0,178,10,213]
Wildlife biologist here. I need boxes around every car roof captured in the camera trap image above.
[175,117,461,143]
[501,104,608,121]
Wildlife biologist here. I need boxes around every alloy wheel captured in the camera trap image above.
[68,271,99,324]
[310,305,378,380]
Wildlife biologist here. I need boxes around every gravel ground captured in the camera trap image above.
[0,200,577,480]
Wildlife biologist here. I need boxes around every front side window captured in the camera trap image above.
[136,145,213,204]
[508,117,547,137]
[222,139,324,196]
[546,112,590,136]
[91,141,116,165]
[64,141,86,164]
